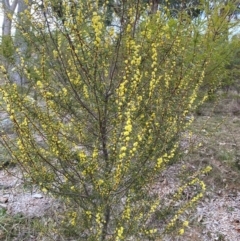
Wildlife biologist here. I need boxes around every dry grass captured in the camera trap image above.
[176,90,240,241]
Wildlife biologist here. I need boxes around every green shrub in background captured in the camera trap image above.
[224,35,240,93]
[0,35,14,62]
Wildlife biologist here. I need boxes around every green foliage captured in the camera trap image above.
[0,209,34,240]
[0,0,239,240]
[223,35,240,92]
[0,35,14,62]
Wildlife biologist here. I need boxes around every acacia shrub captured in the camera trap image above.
[0,1,238,240]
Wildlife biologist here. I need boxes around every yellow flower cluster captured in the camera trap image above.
[116,80,127,108]
[86,210,92,219]
[183,221,189,227]
[155,157,164,170]
[122,202,131,220]
[166,176,207,232]
[96,212,102,224]
[123,115,132,138]
[149,43,159,96]
[116,226,124,241]
[83,85,89,99]
[92,12,103,47]
[145,228,157,235]
[70,211,77,226]
[155,144,178,170]
[188,69,206,110]
[178,228,184,235]
[202,165,212,174]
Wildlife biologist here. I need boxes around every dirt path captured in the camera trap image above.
[0,168,56,218]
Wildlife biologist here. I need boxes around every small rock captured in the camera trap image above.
[198,214,203,222]
[32,193,43,199]
[0,197,8,203]
[0,203,7,209]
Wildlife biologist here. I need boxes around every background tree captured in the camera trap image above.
[1,0,18,62]
[0,0,239,240]
[98,0,203,23]
[145,0,202,16]
[1,0,33,84]
[1,0,18,36]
